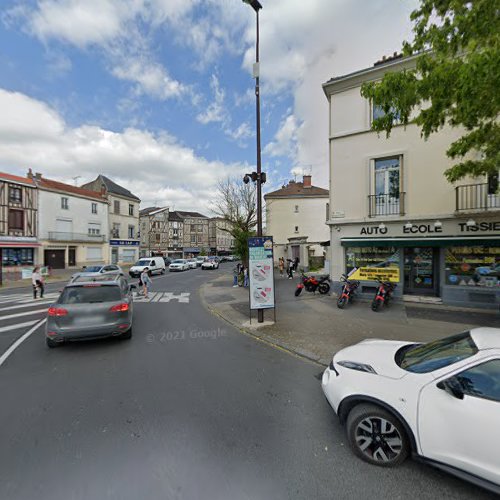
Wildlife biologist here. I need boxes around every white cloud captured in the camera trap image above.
[0,88,245,212]
[196,74,227,125]
[263,114,300,159]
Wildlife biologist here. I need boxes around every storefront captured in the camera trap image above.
[109,239,139,265]
[332,217,499,309]
[0,237,41,283]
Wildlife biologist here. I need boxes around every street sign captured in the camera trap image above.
[348,266,400,283]
[248,236,275,310]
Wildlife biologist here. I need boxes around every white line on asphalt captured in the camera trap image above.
[0,320,38,333]
[0,309,47,321]
[0,319,46,369]
[0,300,54,312]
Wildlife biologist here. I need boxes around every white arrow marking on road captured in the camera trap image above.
[158,292,190,303]
[0,309,47,321]
[0,319,47,369]
[0,320,38,333]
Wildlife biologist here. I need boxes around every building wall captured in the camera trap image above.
[38,189,109,268]
[209,218,235,254]
[182,217,209,253]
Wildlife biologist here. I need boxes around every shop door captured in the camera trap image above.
[68,247,76,267]
[44,249,65,269]
[403,248,439,296]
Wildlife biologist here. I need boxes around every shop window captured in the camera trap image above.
[445,246,499,287]
[345,246,400,274]
[2,248,34,266]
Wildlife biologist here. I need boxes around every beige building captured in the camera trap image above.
[264,175,329,270]
[209,217,235,256]
[178,211,209,257]
[81,175,140,265]
[323,54,499,308]
[139,207,169,258]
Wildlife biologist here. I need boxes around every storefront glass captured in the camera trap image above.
[445,246,499,287]
[2,248,34,266]
[345,246,400,274]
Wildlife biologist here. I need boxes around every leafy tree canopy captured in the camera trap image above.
[361,0,499,182]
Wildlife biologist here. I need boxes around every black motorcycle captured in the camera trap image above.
[337,274,360,309]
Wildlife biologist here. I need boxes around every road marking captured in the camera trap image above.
[0,320,38,333]
[133,292,190,303]
[0,300,54,312]
[0,319,47,369]
[0,309,47,321]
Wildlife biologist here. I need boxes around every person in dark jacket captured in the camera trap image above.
[294,256,300,272]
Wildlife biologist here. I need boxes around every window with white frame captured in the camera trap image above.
[91,202,97,214]
[128,225,135,238]
[371,156,402,216]
[61,197,69,210]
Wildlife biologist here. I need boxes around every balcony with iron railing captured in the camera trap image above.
[368,192,406,217]
[456,183,500,212]
[48,232,105,242]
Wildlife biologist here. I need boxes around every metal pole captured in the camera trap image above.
[255,9,264,324]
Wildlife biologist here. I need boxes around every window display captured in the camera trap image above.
[445,246,499,287]
[2,248,34,266]
[345,247,400,274]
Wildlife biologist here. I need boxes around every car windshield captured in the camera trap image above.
[59,285,122,304]
[172,260,185,264]
[396,331,478,373]
[83,266,102,272]
[135,260,152,266]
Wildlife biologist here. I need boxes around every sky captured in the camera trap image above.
[0,0,418,213]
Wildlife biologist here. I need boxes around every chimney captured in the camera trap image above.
[27,168,33,179]
[303,175,312,188]
[35,172,42,181]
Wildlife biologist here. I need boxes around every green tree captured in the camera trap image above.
[361,0,499,182]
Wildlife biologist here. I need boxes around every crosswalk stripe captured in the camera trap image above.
[0,320,38,333]
[0,309,47,321]
[0,300,54,312]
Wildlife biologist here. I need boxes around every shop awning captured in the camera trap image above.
[340,236,500,248]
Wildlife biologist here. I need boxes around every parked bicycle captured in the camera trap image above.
[337,274,360,309]
[295,273,330,296]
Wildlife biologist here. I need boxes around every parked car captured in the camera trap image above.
[163,257,172,266]
[196,256,207,267]
[46,274,135,347]
[71,264,123,281]
[321,328,500,494]
[201,257,219,270]
[129,257,166,278]
[187,258,198,269]
[169,259,190,272]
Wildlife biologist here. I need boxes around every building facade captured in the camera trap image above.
[81,175,140,265]
[167,211,184,258]
[139,207,169,258]
[178,211,209,257]
[209,217,235,256]
[0,172,38,282]
[33,172,109,269]
[323,55,499,309]
[265,175,329,270]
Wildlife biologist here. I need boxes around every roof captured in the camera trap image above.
[37,177,106,201]
[470,327,500,350]
[167,211,183,222]
[264,181,329,199]
[97,175,140,201]
[0,172,35,187]
[173,210,208,219]
[139,206,169,217]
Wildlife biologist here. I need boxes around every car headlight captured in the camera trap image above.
[337,360,377,374]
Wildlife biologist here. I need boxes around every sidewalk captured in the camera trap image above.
[201,271,499,366]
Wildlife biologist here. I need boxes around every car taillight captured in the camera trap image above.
[109,303,129,312]
[48,307,68,317]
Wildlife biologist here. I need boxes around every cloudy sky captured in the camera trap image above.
[0,0,417,212]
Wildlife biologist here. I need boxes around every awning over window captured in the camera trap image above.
[340,236,500,248]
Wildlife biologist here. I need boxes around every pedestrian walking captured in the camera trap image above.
[243,267,249,287]
[286,259,294,279]
[278,257,284,277]
[294,256,300,272]
[232,265,239,287]
[32,266,44,299]
[238,265,245,287]
[140,267,152,298]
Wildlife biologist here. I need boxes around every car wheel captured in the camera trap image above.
[46,338,59,348]
[161,268,166,275]
[121,328,132,340]
[346,404,409,467]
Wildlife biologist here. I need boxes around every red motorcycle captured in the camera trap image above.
[295,273,330,296]
[337,274,360,309]
[371,279,397,311]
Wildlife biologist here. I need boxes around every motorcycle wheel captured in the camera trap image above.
[371,299,382,312]
[337,296,347,309]
[385,296,391,307]
[294,287,303,297]
[318,283,330,295]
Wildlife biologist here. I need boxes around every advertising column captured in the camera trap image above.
[248,236,275,310]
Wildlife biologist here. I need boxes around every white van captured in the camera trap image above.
[129,257,166,278]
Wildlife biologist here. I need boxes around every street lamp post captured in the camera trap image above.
[242,0,265,323]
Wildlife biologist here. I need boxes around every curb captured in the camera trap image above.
[199,280,327,368]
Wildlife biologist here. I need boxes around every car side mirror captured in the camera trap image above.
[437,377,464,400]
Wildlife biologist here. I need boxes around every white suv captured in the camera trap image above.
[321,328,500,494]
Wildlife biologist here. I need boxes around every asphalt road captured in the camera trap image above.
[0,265,496,500]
